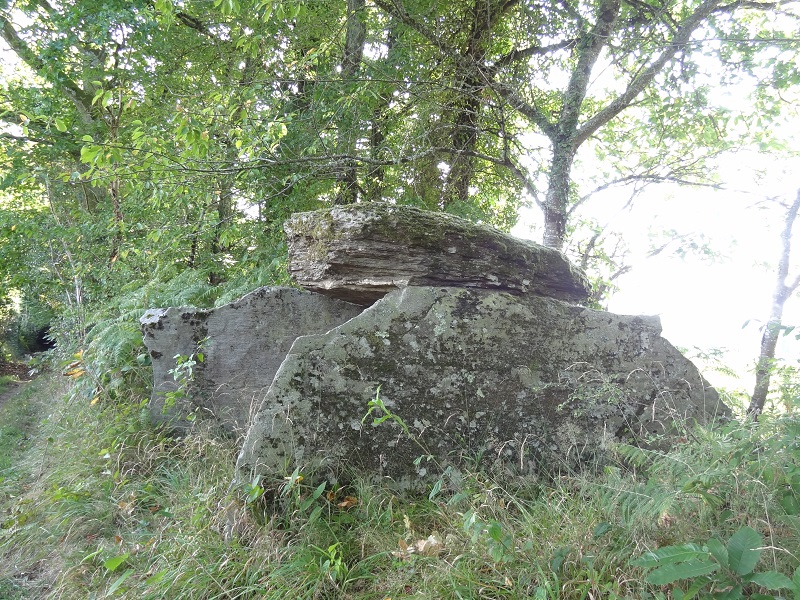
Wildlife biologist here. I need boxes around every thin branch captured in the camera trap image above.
[567,173,725,218]
[0,131,54,145]
[0,12,96,122]
[574,0,726,148]
[559,0,622,137]
[504,157,545,210]
[494,87,558,139]
[175,10,212,36]
[492,39,576,69]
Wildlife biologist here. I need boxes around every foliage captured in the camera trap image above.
[1,376,798,598]
[631,526,800,599]
[0,0,798,349]
[0,0,798,595]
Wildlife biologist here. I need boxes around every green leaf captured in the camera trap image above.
[727,527,762,575]
[550,546,571,573]
[103,552,130,572]
[683,576,711,599]
[54,118,67,132]
[646,559,719,585]
[428,477,443,500]
[308,505,323,525]
[592,522,612,539]
[81,547,104,563]
[780,491,800,516]
[144,570,168,585]
[706,538,728,566]
[105,568,133,596]
[80,146,100,163]
[745,571,793,590]
[311,481,326,500]
[631,544,706,567]
[487,521,504,542]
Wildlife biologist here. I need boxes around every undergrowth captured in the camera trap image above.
[0,376,798,599]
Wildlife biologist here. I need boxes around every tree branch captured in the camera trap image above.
[558,0,621,140]
[0,131,54,145]
[492,39,576,69]
[574,0,731,147]
[777,188,800,298]
[372,1,560,138]
[0,11,96,123]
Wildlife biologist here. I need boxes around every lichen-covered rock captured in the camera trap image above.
[235,287,727,489]
[284,203,591,306]
[140,287,363,437]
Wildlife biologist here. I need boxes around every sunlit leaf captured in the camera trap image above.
[103,553,129,572]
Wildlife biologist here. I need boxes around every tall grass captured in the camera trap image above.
[1,375,798,599]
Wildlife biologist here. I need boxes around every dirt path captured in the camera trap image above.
[0,381,27,412]
[0,361,34,412]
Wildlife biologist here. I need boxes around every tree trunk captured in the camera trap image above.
[540,0,619,249]
[366,25,396,202]
[542,142,576,250]
[444,88,480,207]
[443,0,505,208]
[335,0,367,205]
[747,189,800,418]
[208,187,233,286]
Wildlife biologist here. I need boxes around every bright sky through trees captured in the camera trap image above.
[514,152,800,390]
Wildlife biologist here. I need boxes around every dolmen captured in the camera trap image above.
[141,203,729,490]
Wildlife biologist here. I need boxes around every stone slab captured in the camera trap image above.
[284,203,591,305]
[140,287,363,437]
[235,286,727,489]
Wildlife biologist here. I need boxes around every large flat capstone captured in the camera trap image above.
[284,203,591,306]
[140,287,363,437]
[235,287,728,489]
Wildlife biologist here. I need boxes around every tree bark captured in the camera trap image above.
[543,141,576,250]
[540,0,620,249]
[443,0,509,207]
[748,189,800,419]
[367,25,397,202]
[335,0,367,205]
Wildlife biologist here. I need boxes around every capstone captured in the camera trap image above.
[284,202,591,306]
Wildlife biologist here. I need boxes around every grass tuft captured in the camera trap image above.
[1,378,798,598]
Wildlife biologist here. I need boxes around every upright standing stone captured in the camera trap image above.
[236,287,727,489]
[284,203,591,306]
[140,287,363,437]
